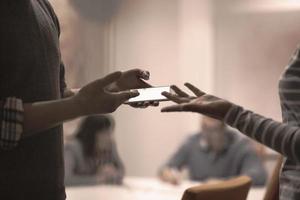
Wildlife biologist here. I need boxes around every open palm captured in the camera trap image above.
[161,83,232,120]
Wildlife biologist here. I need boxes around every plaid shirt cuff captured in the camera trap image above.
[0,97,24,150]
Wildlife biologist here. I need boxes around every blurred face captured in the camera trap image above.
[201,117,226,152]
[96,129,113,152]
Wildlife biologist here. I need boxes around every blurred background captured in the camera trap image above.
[49,0,300,180]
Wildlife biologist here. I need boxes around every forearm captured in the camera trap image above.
[224,105,300,162]
[23,97,82,137]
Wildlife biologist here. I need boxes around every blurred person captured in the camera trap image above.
[65,115,125,186]
[0,1,156,199]
[159,116,267,186]
[161,48,300,200]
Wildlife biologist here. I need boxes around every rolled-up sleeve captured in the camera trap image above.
[0,97,24,150]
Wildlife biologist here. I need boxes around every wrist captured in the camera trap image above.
[67,95,88,117]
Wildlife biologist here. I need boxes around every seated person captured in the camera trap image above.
[159,116,267,186]
[64,115,125,186]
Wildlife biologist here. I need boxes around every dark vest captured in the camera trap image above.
[0,1,65,199]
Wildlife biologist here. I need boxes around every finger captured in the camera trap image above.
[150,101,159,107]
[162,92,188,104]
[129,102,143,108]
[140,101,150,107]
[138,79,152,88]
[184,83,205,97]
[137,69,150,80]
[98,71,122,87]
[115,90,140,103]
[128,101,149,108]
[171,85,189,97]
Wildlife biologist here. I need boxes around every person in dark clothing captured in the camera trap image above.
[159,116,267,186]
[0,1,155,199]
[65,115,125,186]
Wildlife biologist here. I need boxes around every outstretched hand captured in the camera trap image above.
[107,69,159,108]
[161,83,232,120]
[72,71,140,115]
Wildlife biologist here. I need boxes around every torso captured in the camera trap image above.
[278,47,300,200]
[0,1,65,199]
[185,132,248,181]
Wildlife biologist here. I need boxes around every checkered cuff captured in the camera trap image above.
[0,97,24,150]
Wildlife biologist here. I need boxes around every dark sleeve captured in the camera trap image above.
[225,105,300,163]
[238,142,267,186]
[163,136,192,170]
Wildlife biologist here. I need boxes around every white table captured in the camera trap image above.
[66,177,266,200]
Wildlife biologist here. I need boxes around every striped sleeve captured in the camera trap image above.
[0,97,24,150]
[224,105,300,163]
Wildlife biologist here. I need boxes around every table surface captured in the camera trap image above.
[66,177,266,200]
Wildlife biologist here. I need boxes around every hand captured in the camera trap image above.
[159,168,181,185]
[98,164,122,184]
[63,88,76,98]
[108,69,150,92]
[107,69,159,108]
[71,71,139,115]
[161,83,232,120]
[99,164,119,177]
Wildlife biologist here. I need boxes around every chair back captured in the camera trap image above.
[263,156,283,200]
[181,176,252,200]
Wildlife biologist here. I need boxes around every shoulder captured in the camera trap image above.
[185,133,201,143]
[179,133,201,150]
[37,0,61,33]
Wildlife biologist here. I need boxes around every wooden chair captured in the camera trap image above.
[263,156,283,200]
[181,176,252,200]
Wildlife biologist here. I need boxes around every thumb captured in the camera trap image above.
[115,90,140,104]
[97,71,122,87]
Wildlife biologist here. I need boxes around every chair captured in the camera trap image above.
[181,176,252,200]
[263,156,283,200]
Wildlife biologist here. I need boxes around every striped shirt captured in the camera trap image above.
[224,48,300,200]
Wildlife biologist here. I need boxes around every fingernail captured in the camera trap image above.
[131,90,139,96]
[131,89,139,93]
[141,71,150,80]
